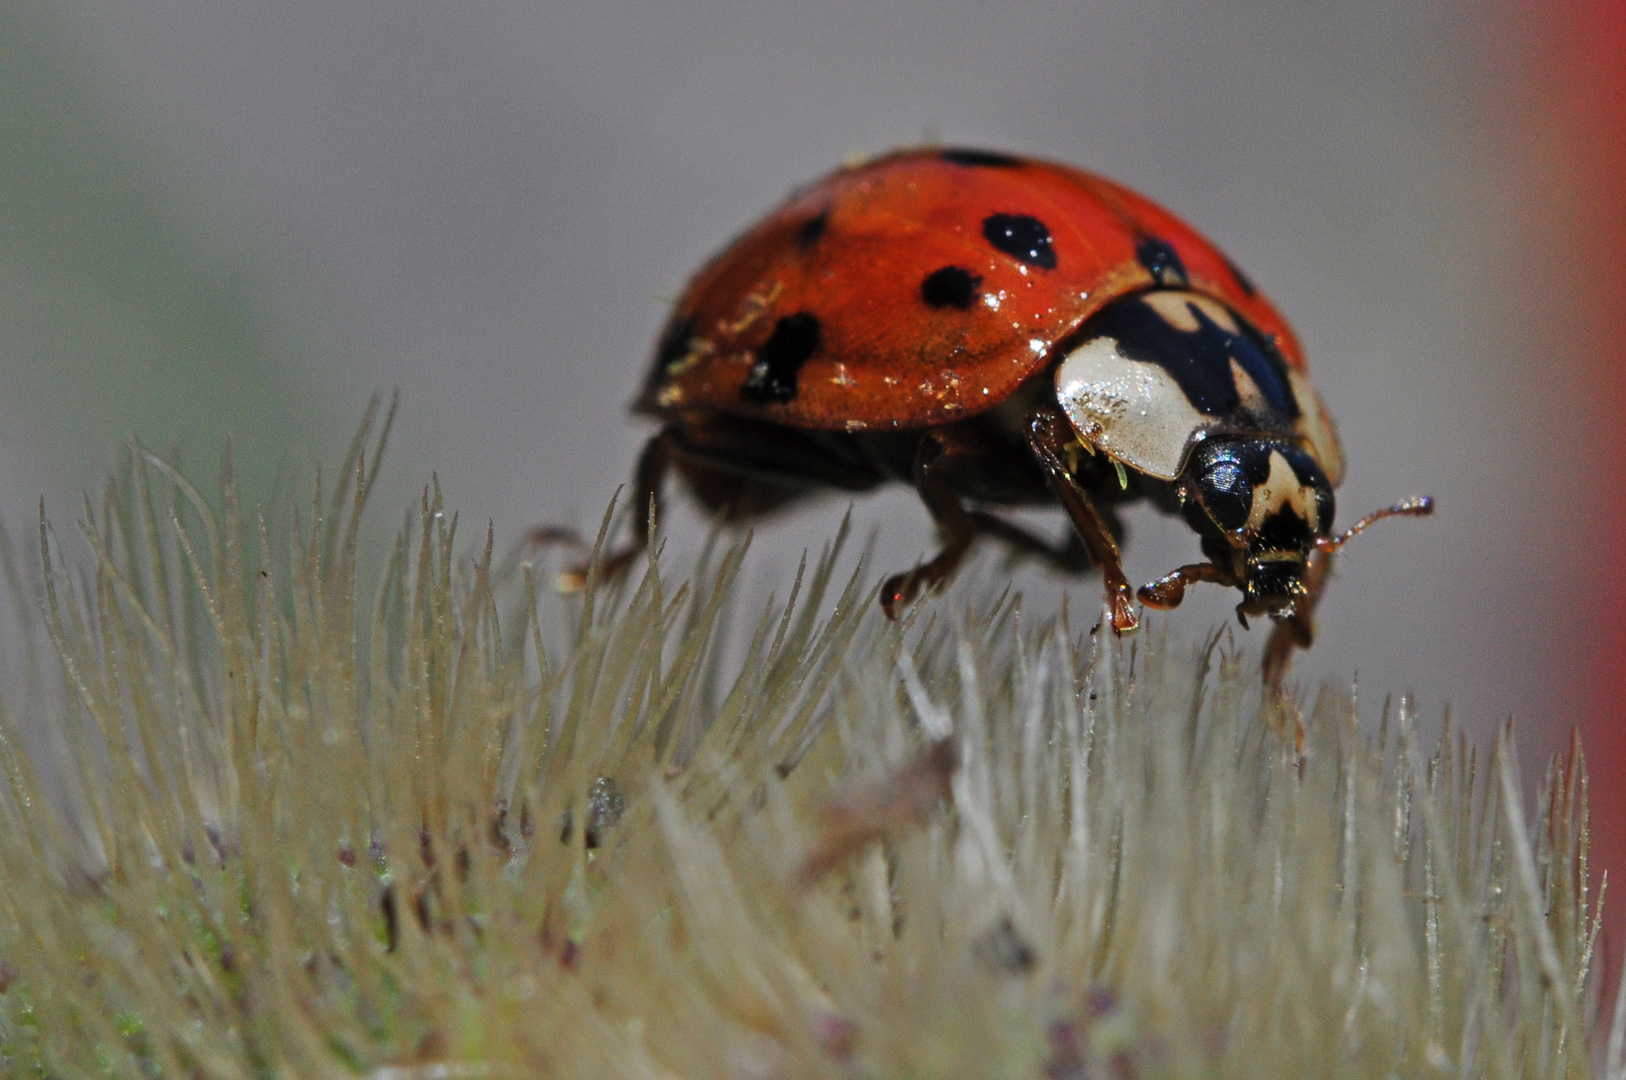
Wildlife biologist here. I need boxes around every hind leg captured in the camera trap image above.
[533,427,674,588]
[536,414,883,587]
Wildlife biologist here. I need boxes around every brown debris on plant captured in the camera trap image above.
[0,402,1612,1078]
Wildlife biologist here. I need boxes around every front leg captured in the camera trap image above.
[1141,553,1324,690]
[1137,561,1238,609]
[1261,547,1329,689]
[1024,410,1138,635]
[1262,497,1431,687]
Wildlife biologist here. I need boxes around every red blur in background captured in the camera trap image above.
[1509,0,1626,954]
[0,0,1620,987]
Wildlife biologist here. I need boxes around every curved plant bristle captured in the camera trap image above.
[0,413,1609,1078]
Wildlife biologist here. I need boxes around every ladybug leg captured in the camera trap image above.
[537,427,673,590]
[1261,496,1429,685]
[1023,410,1138,635]
[1261,546,1330,689]
[881,506,1093,616]
[544,415,886,590]
[964,510,1092,573]
[880,429,985,618]
[880,424,1096,617]
[1137,562,1238,609]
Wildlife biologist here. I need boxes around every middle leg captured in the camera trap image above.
[880,424,1097,618]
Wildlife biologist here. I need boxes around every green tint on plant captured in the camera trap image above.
[0,408,1613,1078]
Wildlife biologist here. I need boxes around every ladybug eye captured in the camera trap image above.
[1193,454,1253,534]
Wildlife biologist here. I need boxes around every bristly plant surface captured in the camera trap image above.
[0,403,1613,1078]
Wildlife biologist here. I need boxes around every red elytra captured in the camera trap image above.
[636,147,1306,429]
[553,147,1430,683]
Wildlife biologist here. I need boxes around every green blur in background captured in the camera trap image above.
[0,3,329,509]
[0,0,1598,774]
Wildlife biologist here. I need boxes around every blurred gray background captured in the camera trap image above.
[0,0,1573,750]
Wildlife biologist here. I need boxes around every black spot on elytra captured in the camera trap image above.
[1087,295,1298,421]
[742,312,820,404]
[1223,255,1257,296]
[649,314,697,381]
[921,265,981,309]
[798,210,829,248]
[983,214,1056,269]
[940,148,1023,168]
[1135,237,1189,288]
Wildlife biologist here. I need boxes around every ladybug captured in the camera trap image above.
[584,147,1430,677]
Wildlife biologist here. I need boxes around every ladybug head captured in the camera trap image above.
[1181,437,1334,622]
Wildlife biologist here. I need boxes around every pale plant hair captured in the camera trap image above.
[0,401,1616,1078]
